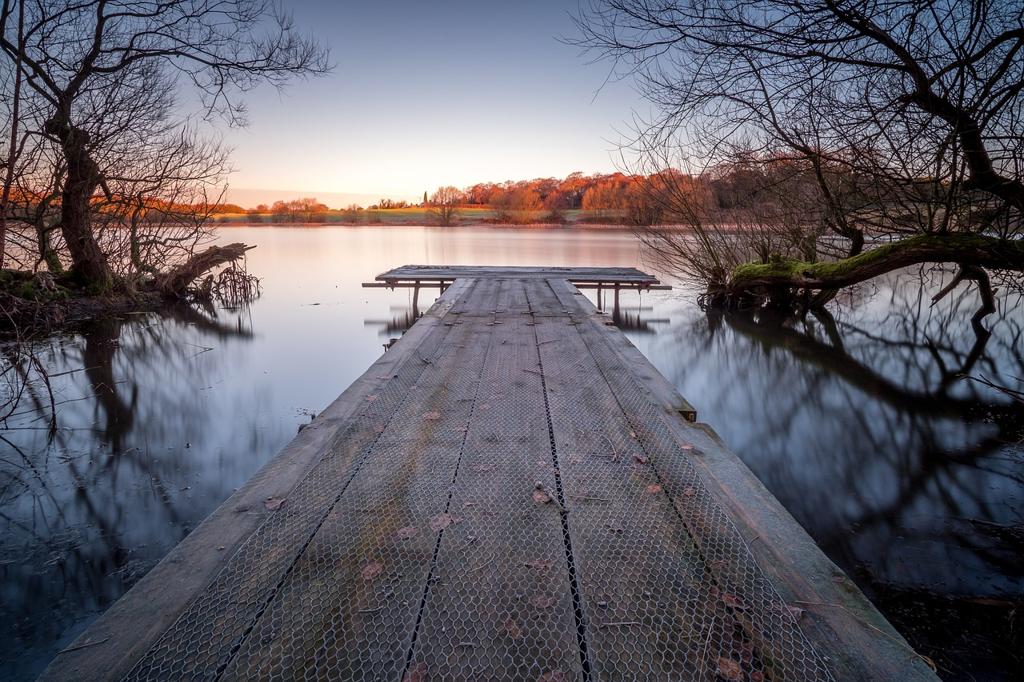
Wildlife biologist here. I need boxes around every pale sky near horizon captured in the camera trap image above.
[218,1,646,207]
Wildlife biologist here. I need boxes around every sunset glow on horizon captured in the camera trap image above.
[218,0,645,205]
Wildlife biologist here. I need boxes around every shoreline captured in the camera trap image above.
[213,220,647,231]
[0,289,166,335]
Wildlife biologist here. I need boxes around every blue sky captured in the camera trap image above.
[219,1,645,205]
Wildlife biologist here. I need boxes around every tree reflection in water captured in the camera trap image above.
[0,303,280,681]
[641,268,1022,678]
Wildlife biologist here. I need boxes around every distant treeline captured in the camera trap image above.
[226,171,707,226]
[225,163,854,227]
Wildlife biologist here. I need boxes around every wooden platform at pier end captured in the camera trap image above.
[42,267,936,681]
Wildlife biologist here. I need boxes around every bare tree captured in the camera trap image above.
[428,186,463,226]
[0,0,329,290]
[576,0,1024,322]
[0,0,23,269]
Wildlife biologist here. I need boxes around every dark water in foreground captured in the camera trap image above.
[1,226,1022,680]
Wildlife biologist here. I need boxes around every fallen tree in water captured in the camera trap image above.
[154,243,256,299]
[0,241,258,334]
[704,234,1024,332]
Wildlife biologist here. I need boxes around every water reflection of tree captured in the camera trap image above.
[719,306,1023,545]
[0,303,261,679]
[671,270,1023,676]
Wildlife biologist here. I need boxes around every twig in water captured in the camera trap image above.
[47,365,99,378]
[58,636,111,654]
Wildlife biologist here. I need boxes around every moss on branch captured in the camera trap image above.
[727,233,1024,292]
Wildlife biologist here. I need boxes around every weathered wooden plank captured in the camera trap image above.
[118,281,499,681]
[38,278,475,682]
[546,278,936,681]
[407,281,582,681]
[218,279,504,680]
[532,281,765,680]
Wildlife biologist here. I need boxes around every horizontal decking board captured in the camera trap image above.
[376,265,661,284]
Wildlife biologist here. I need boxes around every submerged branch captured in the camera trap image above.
[154,242,255,299]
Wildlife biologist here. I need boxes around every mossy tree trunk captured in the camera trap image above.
[706,233,1024,330]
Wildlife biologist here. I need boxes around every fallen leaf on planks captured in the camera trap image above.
[717,656,744,681]
[395,526,418,540]
[429,513,460,532]
[361,560,384,580]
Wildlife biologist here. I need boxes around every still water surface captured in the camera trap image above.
[1,226,1022,680]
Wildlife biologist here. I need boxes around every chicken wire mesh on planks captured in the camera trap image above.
[118,277,832,681]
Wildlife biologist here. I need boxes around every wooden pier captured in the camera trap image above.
[42,267,936,681]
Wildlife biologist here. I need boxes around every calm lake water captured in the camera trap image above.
[1,226,1022,680]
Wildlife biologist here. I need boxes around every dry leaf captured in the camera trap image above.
[479,403,491,410]
[633,454,648,464]
[646,484,662,494]
[629,430,637,439]
[532,487,552,504]
[525,559,553,570]
[429,513,459,532]
[264,497,285,511]
[680,443,694,451]
[422,410,441,421]
[750,672,765,682]
[402,662,427,682]
[722,593,747,610]
[365,394,378,402]
[717,656,743,681]
[530,595,557,609]
[396,526,418,540]
[502,617,523,639]
[784,605,805,622]
[361,560,384,580]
